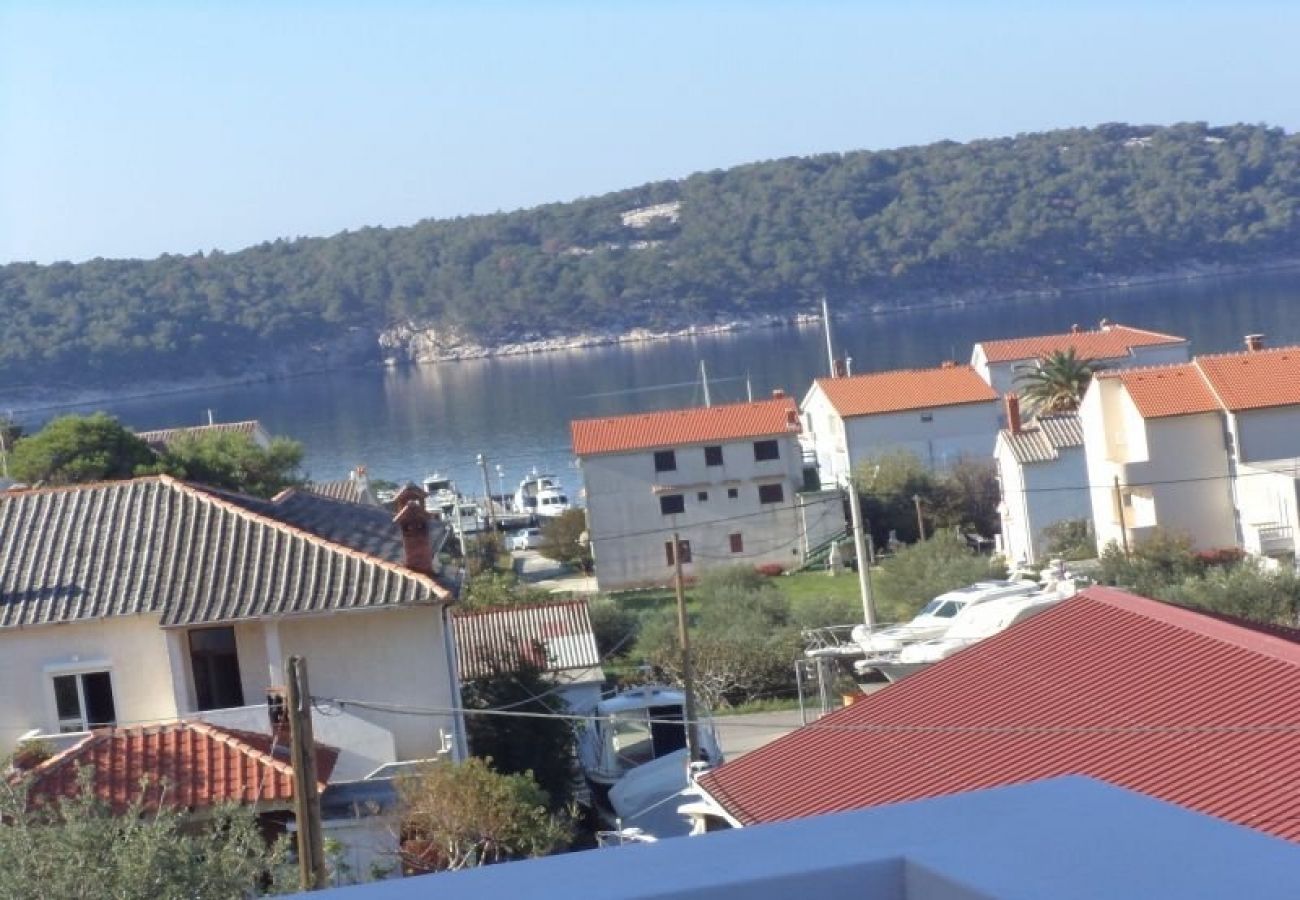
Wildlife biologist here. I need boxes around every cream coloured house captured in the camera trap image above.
[800,364,1001,484]
[972,322,1189,395]
[572,395,843,591]
[994,397,1091,566]
[1081,340,1300,558]
[0,477,464,774]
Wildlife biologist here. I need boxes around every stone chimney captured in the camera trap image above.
[394,499,434,575]
[940,360,956,369]
[1005,393,1022,435]
[771,389,786,399]
[351,464,369,495]
[1071,323,1082,334]
[1245,334,1265,352]
[785,408,800,430]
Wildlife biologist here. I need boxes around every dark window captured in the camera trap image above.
[753,440,780,461]
[704,445,724,466]
[665,539,692,565]
[727,487,739,500]
[729,533,744,553]
[52,671,116,732]
[659,494,685,515]
[190,627,245,711]
[920,413,934,423]
[697,491,709,502]
[654,450,677,473]
[758,483,785,504]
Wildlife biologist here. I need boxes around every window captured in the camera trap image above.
[704,445,724,466]
[758,483,785,504]
[727,487,739,500]
[665,539,692,565]
[729,533,744,553]
[697,491,709,502]
[52,671,116,733]
[920,413,934,423]
[659,494,685,515]
[753,440,780,462]
[653,450,677,473]
[190,627,245,711]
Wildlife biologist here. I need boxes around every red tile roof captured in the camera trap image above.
[977,324,1186,364]
[1097,346,1300,418]
[698,587,1300,842]
[1196,346,1300,412]
[571,397,799,456]
[21,721,337,813]
[1104,363,1221,418]
[453,599,602,679]
[813,365,998,418]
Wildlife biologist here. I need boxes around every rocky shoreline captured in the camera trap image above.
[7,256,1300,416]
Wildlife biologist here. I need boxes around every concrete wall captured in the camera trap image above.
[842,401,1002,474]
[582,432,816,590]
[0,614,179,752]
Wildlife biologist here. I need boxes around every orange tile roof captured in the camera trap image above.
[698,588,1300,841]
[1105,363,1221,419]
[814,365,998,418]
[20,721,337,814]
[1196,346,1300,412]
[571,397,799,456]
[977,324,1186,364]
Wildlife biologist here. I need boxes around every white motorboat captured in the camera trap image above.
[852,580,1039,660]
[421,473,459,515]
[515,470,571,520]
[871,577,1079,682]
[577,686,722,795]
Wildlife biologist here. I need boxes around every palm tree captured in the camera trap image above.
[1013,348,1098,415]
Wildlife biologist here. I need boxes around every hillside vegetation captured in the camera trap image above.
[2,122,1297,386]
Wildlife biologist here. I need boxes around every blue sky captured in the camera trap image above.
[2,1,1298,264]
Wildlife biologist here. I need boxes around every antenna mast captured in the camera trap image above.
[699,360,712,407]
[821,297,836,377]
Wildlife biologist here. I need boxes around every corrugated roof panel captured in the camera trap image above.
[453,600,601,679]
[698,588,1300,843]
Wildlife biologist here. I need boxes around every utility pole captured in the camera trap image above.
[1113,476,1131,557]
[846,482,877,628]
[286,656,326,892]
[821,297,836,378]
[699,360,712,407]
[672,532,702,763]
[476,453,496,531]
[912,494,927,541]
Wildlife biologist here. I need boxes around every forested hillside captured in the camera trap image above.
[3,122,1297,387]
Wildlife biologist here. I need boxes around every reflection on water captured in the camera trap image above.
[32,270,1300,492]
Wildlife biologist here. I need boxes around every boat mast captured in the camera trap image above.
[821,296,836,378]
[699,360,712,408]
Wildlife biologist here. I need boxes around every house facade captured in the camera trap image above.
[1081,341,1300,557]
[994,399,1090,566]
[800,364,1001,484]
[0,477,464,773]
[572,396,842,591]
[971,322,1189,395]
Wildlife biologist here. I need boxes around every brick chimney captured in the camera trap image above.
[393,483,425,510]
[1071,323,1082,334]
[393,496,434,575]
[351,464,369,495]
[1005,393,1022,435]
[771,389,786,399]
[833,358,847,378]
[785,408,800,429]
[1245,334,1265,352]
[940,360,956,369]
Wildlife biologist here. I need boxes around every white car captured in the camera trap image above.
[510,527,543,551]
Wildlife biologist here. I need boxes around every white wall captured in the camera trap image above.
[801,384,851,484]
[0,615,179,752]
[1234,464,1300,556]
[996,441,1091,566]
[841,401,1002,475]
[1234,406,1300,463]
[581,432,816,590]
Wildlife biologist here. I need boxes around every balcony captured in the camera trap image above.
[1254,524,1295,557]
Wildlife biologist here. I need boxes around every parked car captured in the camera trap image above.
[511,527,544,551]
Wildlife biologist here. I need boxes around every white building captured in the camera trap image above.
[994,397,1090,566]
[800,364,1001,483]
[572,395,843,591]
[1081,339,1300,558]
[972,322,1189,395]
[0,476,465,773]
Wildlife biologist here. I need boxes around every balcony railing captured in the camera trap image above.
[1255,524,1295,556]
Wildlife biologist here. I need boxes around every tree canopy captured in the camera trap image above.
[8,413,157,485]
[155,430,305,498]
[3,123,1298,389]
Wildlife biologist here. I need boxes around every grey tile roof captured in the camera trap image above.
[0,476,451,630]
[453,600,602,680]
[1000,413,1085,465]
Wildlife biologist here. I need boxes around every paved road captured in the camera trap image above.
[714,710,810,761]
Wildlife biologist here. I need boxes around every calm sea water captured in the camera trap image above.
[28,270,1300,496]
